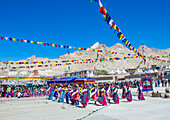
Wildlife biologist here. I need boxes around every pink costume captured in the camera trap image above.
[98,88,107,106]
[81,89,89,107]
[112,87,119,104]
[126,86,132,102]
[138,86,145,100]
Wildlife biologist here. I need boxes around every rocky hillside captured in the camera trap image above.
[4,43,170,75]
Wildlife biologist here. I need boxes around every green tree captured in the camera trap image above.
[97,70,109,75]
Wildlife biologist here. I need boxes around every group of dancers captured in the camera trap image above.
[47,82,145,108]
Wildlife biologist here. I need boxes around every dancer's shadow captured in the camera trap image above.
[76,106,84,108]
[88,102,95,105]
[132,99,138,101]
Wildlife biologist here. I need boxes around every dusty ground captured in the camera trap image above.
[0,87,170,120]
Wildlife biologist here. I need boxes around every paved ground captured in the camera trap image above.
[0,87,169,120]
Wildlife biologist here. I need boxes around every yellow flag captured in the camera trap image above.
[95,50,98,52]
[13,38,16,42]
[30,41,33,44]
[40,42,43,45]
[52,44,55,47]
[114,25,117,30]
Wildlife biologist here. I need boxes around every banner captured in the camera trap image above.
[141,77,153,92]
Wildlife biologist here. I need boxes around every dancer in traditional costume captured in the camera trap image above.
[58,84,63,102]
[81,85,89,108]
[97,84,107,106]
[122,83,126,99]
[73,84,80,106]
[53,86,58,101]
[105,83,111,103]
[112,85,119,104]
[90,84,98,104]
[87,84,91,101]
[126,85,132,102]
[69,86,75,105]
[48,86,54,100]
[65,89,70,104]
[137,83,145,100]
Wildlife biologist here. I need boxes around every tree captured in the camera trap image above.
[97,70,109,75]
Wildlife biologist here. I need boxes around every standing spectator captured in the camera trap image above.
[137,81,139,87]
[162,80,164,87]
[158,79,160,87]
[0,86,2,97]
[155,79,158,87]
[134,80,137,88]
[165,80,167,87]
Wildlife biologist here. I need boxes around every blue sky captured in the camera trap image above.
[0,0,170,61]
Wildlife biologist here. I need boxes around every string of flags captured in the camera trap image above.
[90,0,147,62]
[134,60,144,71]
[0,35,144,57]
[148,56,169,63]
[0,56,140,70]
[0,35,87,50]
[0,54,139,65]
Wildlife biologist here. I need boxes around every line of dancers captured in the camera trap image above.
[47,82,145,108]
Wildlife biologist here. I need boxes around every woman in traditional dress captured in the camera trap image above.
[81,85,89,108]
[53,86,58,101]
[90,84,98,104]
[126,84,132,102]
[137,83,145,100]
[97,84,107,106]
[48,86,54,100]
[73,84,80,106]
[122,83,126,99]
[112,85,119,104]
[69,86,75,105]
[105,83,111,103]
[58,84,63,102]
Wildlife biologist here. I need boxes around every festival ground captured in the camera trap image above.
[0,87,169,120]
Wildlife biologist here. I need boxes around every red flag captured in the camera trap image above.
[100,6,107,15]
[1,36,4,40]
[110,22,115,29]
[20,39,23,42]
[43,43,46,46]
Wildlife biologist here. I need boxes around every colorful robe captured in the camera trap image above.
[122,86,126,99]
[138,86,145,100]
[90,87,98,100]
[105,86,111,100]
[58,87,64,102]
[98,88,107,105]
[126,87,132,102]
[53,89,58,98]
[112,88,119,104]
[81,89,89,107]
[48,87,54,100]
